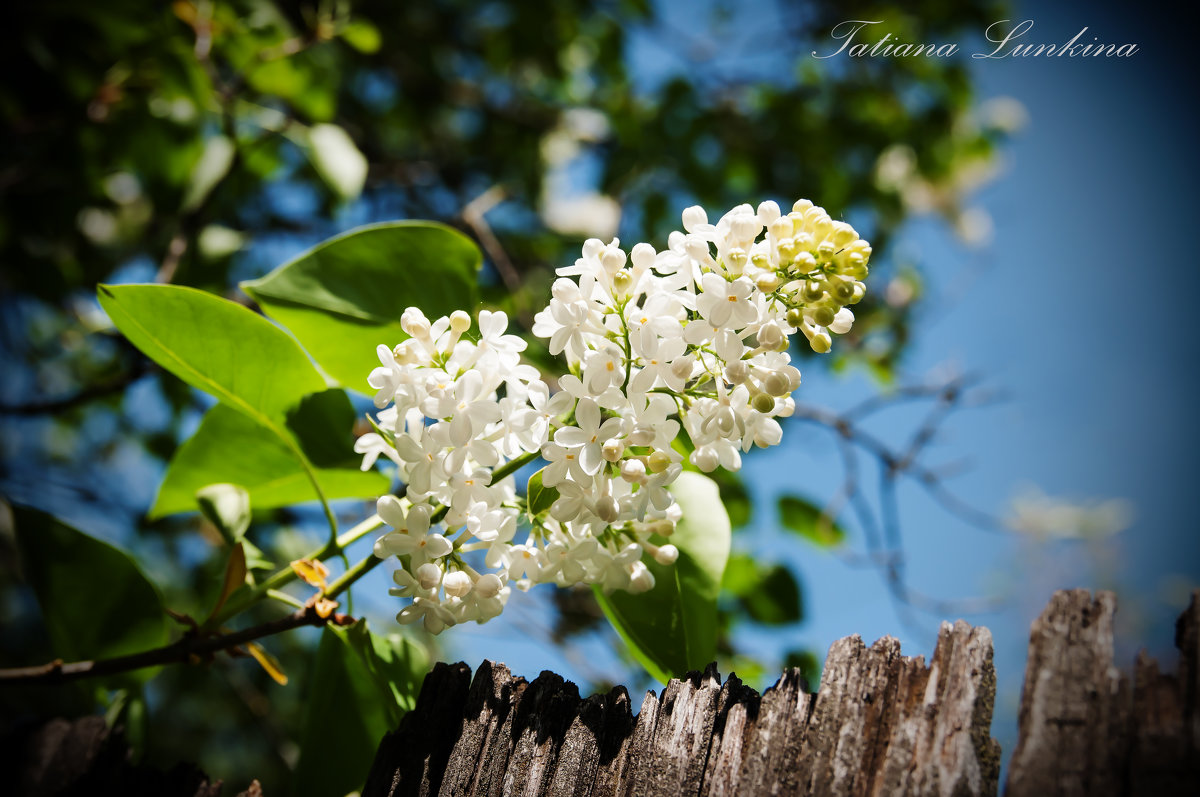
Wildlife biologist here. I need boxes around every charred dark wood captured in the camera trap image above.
[4,715,222,797]
[364,620,998,797]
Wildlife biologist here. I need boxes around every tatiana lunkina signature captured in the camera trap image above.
[813,20,1139,60]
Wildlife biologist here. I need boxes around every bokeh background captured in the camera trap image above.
[2,0,1195,792]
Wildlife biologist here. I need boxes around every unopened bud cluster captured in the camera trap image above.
[359,199,870,633]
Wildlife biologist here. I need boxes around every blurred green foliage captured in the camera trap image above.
[1,0,1011,792]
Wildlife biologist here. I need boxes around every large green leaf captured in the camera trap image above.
[292,622,428,797]
[98,283,328,426]
[241,221,482,391]
[778,494,847,547]
[151,402,388,518]
[594,472,731,683]
[12,505,169,681]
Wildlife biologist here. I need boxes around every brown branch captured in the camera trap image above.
[0,605,353,686]
[460,185,538,329]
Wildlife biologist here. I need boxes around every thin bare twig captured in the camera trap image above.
[0,605,353,686]
[792,374,1010,620]
[461,185,539,329]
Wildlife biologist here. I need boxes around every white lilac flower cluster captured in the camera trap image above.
[358,199,871,633]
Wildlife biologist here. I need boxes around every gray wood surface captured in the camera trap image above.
[364,589,1200,797]
[364,620,998,796]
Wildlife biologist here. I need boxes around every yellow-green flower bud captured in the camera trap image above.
[763,371,791,397]
[647,450,672,473]
[612,269,633,298]
[752,392,777,414]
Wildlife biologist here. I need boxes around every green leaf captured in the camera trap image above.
[195,483,251,544]
[338,621,429,727]
[306,123,368,200]
[241,221,482,391]
[97,283,327,426]
[709,469,752,528]
[12,505,169,681]
[151,403,388,518]
[594,472,731,683]
[181,135,234,211]
[778,494,847,547]
[285,388,370,470]
[340,19,382,53]
[193,484,271,571]
[292,622,428,797]
[722,554,803,625]
[526,467,559,518]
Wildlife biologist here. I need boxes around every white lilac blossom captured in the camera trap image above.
[361,199,871,633]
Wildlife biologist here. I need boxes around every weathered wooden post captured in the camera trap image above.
[362,590,1200,797]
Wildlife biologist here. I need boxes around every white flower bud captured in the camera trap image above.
[595,495,620,523]
[731,214,759,242]
[443,570,473,597]
[831,221,858,247]
[653,544,679,565]
[620,458,647,483]
[601,245,626,273]
[602,438,624,462]
[829,308,855,335]
[392,340,418,363]
[756,323,784,350]
[401,307,431,339]
[725,247,747,276]
[792,198,814,213]
[475,573,503,599]
[755,272,781,293]
[631,242,656,271]
[650,518,676,537]
[670,356,695,382]
[682,205,708,232]
[769,217,792,240]
[684,235,710,261]
[690,446,719,472]
[724,359,749,385]
[416,563,442,590]
[628,561,656,593]
[784,365,802,390]
[449,310,471,333]
[582,238,605,258]
[757,200,781,224]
